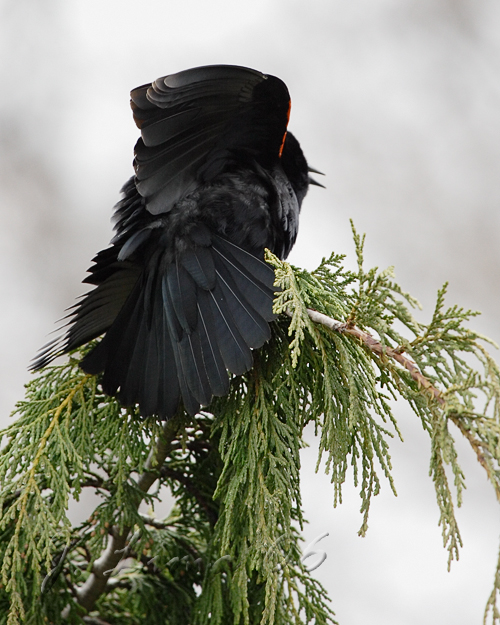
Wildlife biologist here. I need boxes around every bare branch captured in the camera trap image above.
[75,415,184,612]
[301,308,445,405]
[304,308,500,503]
[138,514,174,530]
[83,617,114,625]
[448,414,500,503]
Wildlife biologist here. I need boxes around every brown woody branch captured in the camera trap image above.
[448,414,500,503]
[300,308,445,405]
[75,415,183,612]
[302,308,500,501]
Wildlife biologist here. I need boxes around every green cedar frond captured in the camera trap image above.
[2,226,500,624]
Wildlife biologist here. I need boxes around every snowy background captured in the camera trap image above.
[1,0,500,623]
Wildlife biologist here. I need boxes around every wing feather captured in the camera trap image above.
[130,65,291,214]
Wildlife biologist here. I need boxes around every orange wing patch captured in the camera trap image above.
[278,99,292,158]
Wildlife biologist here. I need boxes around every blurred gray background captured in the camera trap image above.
[1,0,500,623]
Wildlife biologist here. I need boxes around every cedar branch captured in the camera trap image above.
[75,415,183,612]
[448,414,500,503]
[298,308,445,405]
[302,308,500,504]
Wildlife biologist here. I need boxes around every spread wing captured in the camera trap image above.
[130,64,291,214]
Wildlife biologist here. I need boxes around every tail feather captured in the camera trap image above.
[213,253,271,348]
[181,246,216,290]
[70,263,141,344]
[179,330,212,406]
[208,281,254,376]
[120,295,152,405]
[150,288,180,418]
[35,234,277,418]
[29,262,140,370]
[82,281,145,393]
[161,268,211,409]
[170,337,201,416]
[212,237,276,321]
[165,263,198,333]
[197,293,229,396]
[31,336,64,370]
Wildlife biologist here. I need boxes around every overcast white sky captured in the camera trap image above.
[2,1,500,623]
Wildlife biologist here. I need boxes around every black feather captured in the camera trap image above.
[197,294,230,396]
[207,281,253,375]
[32,64,317,419]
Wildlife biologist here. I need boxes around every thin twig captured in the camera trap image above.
[300,308,445,405]
[75,415,183,611]
[448,414,500,503]
[83,617,114,625]
[303,307,500,502]
[139,514,173,530]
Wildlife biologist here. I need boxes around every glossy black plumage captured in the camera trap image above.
[32,65,313,419]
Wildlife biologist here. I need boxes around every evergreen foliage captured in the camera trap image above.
[1,224,500,624]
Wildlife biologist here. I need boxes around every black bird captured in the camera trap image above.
[33,65,318,419]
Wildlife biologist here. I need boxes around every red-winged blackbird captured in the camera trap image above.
[33,65,319,419]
